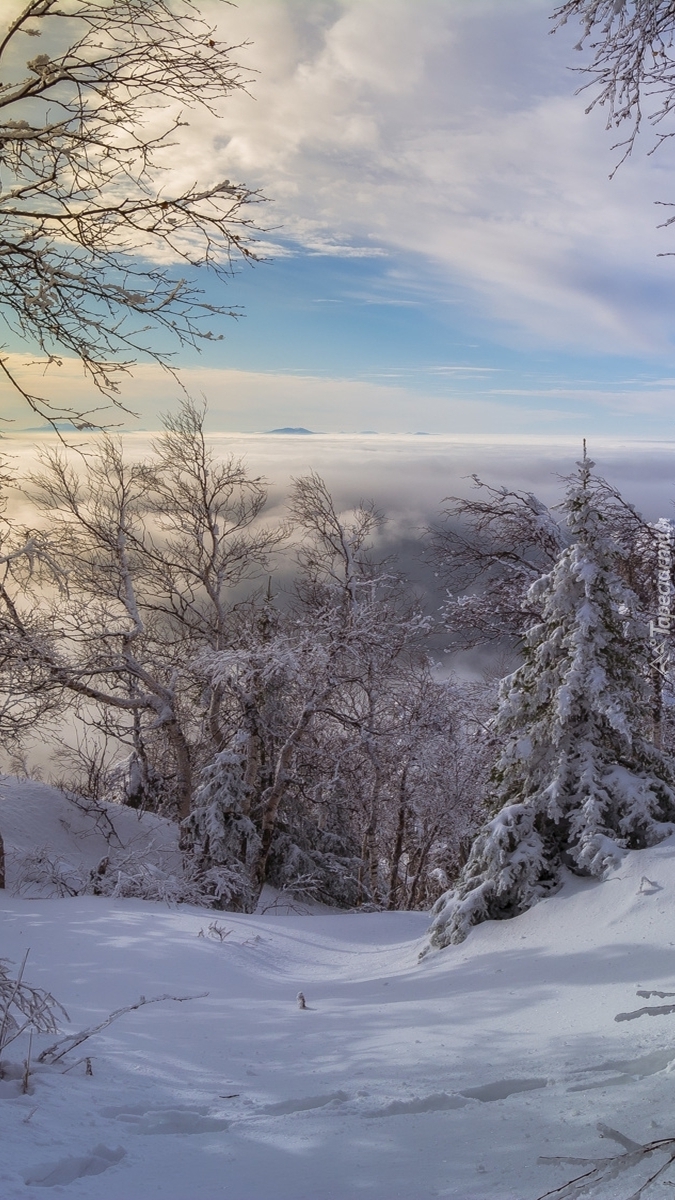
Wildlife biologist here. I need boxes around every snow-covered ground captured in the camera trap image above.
[3,780,675,1199]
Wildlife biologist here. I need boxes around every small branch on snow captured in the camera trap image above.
[37,992,207,1064]
[536,1125,675,1200]
[615,1003,675,1022]
[61,1055,93,1075]
[597,1123,644,1152]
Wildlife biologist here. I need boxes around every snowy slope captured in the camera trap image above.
[0,775,181,894]
[3,781,675,1198]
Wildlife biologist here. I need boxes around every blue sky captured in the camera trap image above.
[174,0,675,437]
[7,0,675,436]
[199,247,675,436]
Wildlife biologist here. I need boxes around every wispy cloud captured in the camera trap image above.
[4,353,675,438]
[178,0,675,358]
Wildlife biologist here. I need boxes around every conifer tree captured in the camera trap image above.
[428,448,675,949]
[183,749,260,912]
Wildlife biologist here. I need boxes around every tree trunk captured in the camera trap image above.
[0,828,5,889]
[652,662,664,750]
[387,770,407,910]
[207,683,227,753]
[360,734,383,905]
[407,823,439,910]
[250,702,317,901]
[242,717,262,816]
[167,721,193,822]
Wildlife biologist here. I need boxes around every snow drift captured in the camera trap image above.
[3,777,675,1198]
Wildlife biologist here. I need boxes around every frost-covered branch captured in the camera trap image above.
[0,0,266,428]
[537,1124,675,1199]
[37,991,206,1065]
[552,0,675,243]
[0,951,68,1060]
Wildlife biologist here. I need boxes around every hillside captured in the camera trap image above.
[2,779,675,1198]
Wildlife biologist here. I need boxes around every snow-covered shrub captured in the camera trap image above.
[266,817,363,909]
[429,451,675,950]
[83,852,201,904]
[12,842,251,908]
[13,848,83,898]
[0,954,68,1066]
[182,750,260,912]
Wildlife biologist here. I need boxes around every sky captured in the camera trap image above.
[177,0,675,438]
[6,0,675,436]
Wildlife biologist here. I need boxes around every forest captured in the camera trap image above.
[0,404,492,914]
[0,407,673,952]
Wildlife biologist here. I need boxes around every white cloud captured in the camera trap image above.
[6,431,675,538]
[7,0,674,365]
[170,0,675,357]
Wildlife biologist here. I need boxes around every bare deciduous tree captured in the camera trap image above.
[0,404,281,821]
[0,0,264,428]
[430,477,567,651]
[21,438,198,812]
[152,468,493,912]
[431,468,660,655]
[0,444,493,911]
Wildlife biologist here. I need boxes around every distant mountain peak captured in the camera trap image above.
[266,426,315,435]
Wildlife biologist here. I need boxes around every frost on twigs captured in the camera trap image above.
[0,0,266,430]
[1,951,204,1095]
[12,842,246,908]
[37,992,206,1066]
[0,951,68,1066]
[536,1123,675,1200]
[201,921,231,942]
[552,1,675,181]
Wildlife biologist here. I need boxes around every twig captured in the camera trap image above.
[598,1123,643,1153]
[0,948,29,1054]
[61,1055,93,1075]
[615,1003,675,1022]
[0,952,67,1063]
[38,992,207,1064]
[536,1129,675,1200]
[21,1030,33,1094]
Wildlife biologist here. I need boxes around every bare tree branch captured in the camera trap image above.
[552,2,675,181]
[37,990,207,1065]
[0,0,266,429]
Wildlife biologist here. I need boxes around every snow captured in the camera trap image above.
[1,777,180,885]
[4,781,675,1198]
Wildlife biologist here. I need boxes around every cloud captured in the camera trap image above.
[171,0,675,357]
[486,382,675,416]
[5,352,675,437]
[7,430,675,567]
[0,353,570,435]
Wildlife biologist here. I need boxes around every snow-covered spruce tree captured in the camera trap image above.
[183,748,260,912]
[428,449,675,949]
